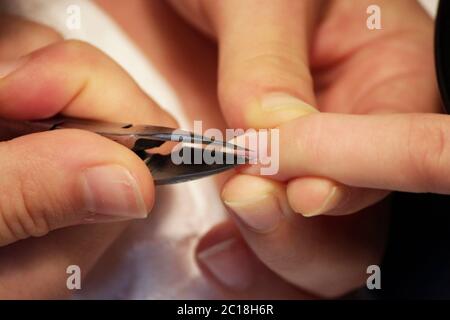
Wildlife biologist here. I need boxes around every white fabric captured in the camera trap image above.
[421,0,439,17]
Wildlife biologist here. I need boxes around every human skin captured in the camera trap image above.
[0,15,176,298]
[0,0,439,298]
[93,1,436,296]
[95,0,438,297]
[0,11,304,299]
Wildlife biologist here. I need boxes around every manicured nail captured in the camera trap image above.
[197,238,254,291]
[81,164,148,220]
[247,92,318,127]
[224,194,281,233]
[0,57,27,78]
[261,92,317,113]
[301,184,347,217]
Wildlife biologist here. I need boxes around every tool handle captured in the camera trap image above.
[0,117,163,150]
[0,118,57,141]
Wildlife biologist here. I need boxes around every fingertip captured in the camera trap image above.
[82,131,156,216]
[220,85,318,129]
[221,174,282,203]
[0,129,157,245]
[222,174,289,234]
[286,177,391,217]
[0,46,80,119]
[196,221,256,291]
[68,128,156,218]
[23,129,155,217]
[287,177,348,217]
[245,93,318,129]
[213,0,319,129]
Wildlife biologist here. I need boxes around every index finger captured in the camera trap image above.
[245,112,450,194]
[0,38,176,297]
[0,39,176,127]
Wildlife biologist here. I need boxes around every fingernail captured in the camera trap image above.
[224,194,281,233]
[0,57,27,78]
[228,133,261,163]
[247,92,318,128]
[81,164,148,220]
[197,237,254,291]
[261,92,317,113]
[301,184,346,217]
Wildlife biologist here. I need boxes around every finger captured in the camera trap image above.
[220,174,388,297]
[0,37,176,296]
[286,0,437,215]
[169,0,375,216]
[312,0,438,115]
[286,177,390,217]
[0,39,175,125]
[0,222,129,298]
[246,113,450,195]
[0,39,177,246]
[0,129,153,247]
[233,129,388,217]
[0,14,62,59]
[169,0,322,129]
[195,220,312,298]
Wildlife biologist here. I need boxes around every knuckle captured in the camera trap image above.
[53,39,104,66]
[292,113,325,165]
[241,50,310,79]
[28,23,63,45]
[406,115,448,192]
[219,50,313,105]
[62,39,93,52]
[0,14,62,52]
[0,143,50,243]
[16,175,52,238]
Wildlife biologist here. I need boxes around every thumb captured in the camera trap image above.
[0,129,153,247]
[169,0,321,129]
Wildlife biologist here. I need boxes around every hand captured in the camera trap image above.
[168,0,439,297]
[170,0,439,215]
[0,15,175,298]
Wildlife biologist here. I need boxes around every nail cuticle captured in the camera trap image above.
[223,193,282,234]
[81,164,148,221]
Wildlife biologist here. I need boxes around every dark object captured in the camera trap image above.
[368,193,450,299]
[369,2,450,299]
[436,0,450,113]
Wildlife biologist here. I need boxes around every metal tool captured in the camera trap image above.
[0,116,251,185]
